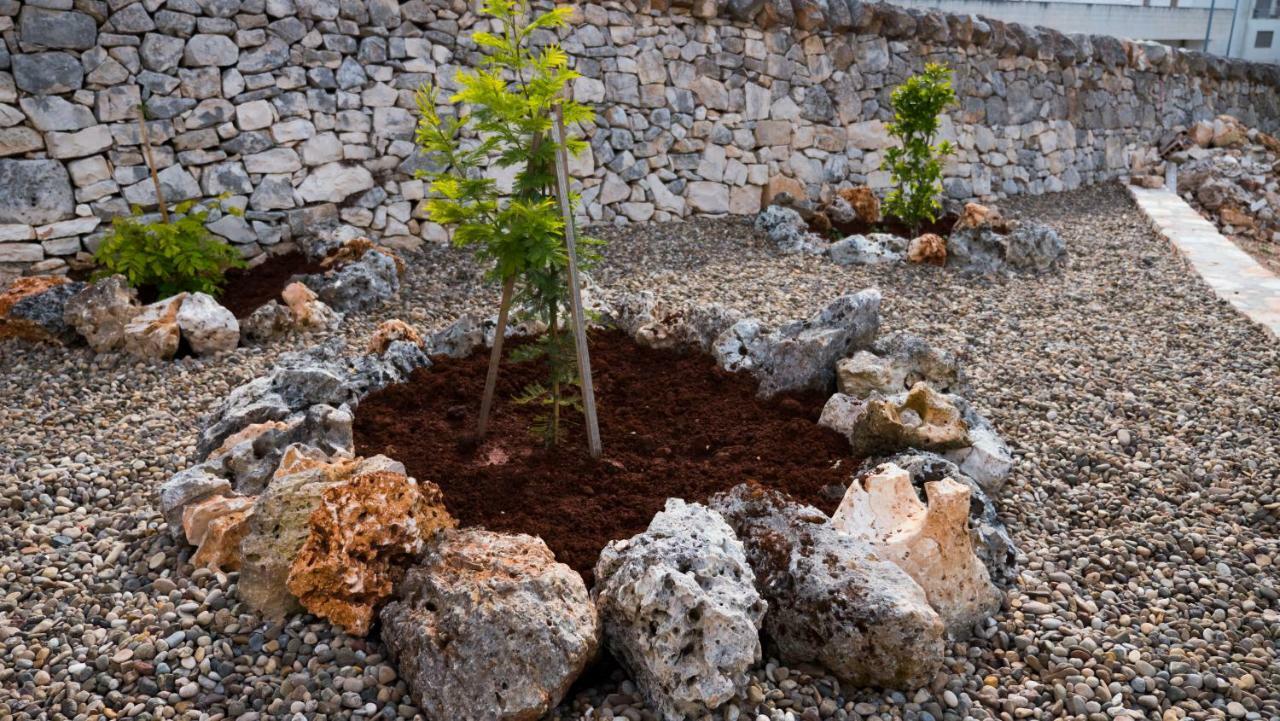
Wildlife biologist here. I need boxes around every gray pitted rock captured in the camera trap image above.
[204,403,355,495]
[157,465,231,535]
[426,314,485,358]
[821,383,970,457]
[594,499,765,721]
[380,529,599,721]
[837,331,964,398]
[63,275,141,353]
[754,205,822,254]
[175,292,240,356]
[713,289,881,397]
[610,293,744,353]
[299,251,400,313]
[827,233,907,265]
[5,280,85,344]
[0,160,74,226]
[859,451,1019,585]
[943,395,1014,491]
[709,484,945,688]
[948,221,1065,274]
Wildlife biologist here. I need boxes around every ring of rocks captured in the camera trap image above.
[159,285,1025,720]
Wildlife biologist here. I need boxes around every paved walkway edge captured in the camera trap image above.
[1126,184,1280,339]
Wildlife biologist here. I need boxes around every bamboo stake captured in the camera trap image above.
[137,104,169,224]
[476,274,515,439]
[551,105,602,459]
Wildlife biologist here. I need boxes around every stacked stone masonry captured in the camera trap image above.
[2,0,1279,275]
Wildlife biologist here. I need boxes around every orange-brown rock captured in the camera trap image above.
[836,187,880,224]
[286,470,456,636]
[761,175,806,207]
[1218,205,1255,229]
[366,319,425,355]
[322,236,407,277]
[0,276,72,342]
[122,294,186,360]
[1259,131,1280,155]
[907,233,947,266]
[810,211,832,235]
[211,421,291,459]
[281,282,338,329]
[182,494,257,571]
[955,202,1007,231]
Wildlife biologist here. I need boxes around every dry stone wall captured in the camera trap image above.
[1,0,1279,278]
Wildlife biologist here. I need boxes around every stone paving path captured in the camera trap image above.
[1128,185,1280,338]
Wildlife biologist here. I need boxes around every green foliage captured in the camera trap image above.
[94,198,245,298]
[881,64,957,233]
[414,0,599,447]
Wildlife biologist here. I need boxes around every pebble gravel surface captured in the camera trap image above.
[1,182,1276,721]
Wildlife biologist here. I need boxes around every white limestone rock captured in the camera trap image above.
[832,463,1003,636]
[176,292,240,356]
[594,499,765,721]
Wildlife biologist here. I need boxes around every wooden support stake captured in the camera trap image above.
[137,104,169,224]
[476,274,516,439]
[551,105,602,459]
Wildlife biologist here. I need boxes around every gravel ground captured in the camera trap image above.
[1,181,1277,721]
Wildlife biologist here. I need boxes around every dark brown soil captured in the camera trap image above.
[353,330,853,584]
[216,251,327,318]
[819,211,960,239]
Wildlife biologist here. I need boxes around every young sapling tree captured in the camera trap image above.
[881,63,957,235]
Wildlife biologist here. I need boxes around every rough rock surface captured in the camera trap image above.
[238,450,404,620]
[948,221,1066,274]
[709,484,944,688]
[610,292,744,353]
[594,499,765,721]
[828,233,905,265]
[300,251,400,313]
[286,470,456,637]
[832,463,1003,636]
[837,186,880,223]
[942,395,1014,491]
[201,404,355,495]
[860,451,1019,585]
[908,233,947,265]
[175,292,240,355]
[822,383,971,457]
[241,301,294,343]
[122,294,186,361]
[380,529,599,721]
[0,276,82,343]
[837,331,963,399]
[713,289,880,397]
[366,319,424,355]
[282,281,340,330]
[181,494,256,572]
[754,205,818,254]
[157,465,231,534]
[63,275,140,352]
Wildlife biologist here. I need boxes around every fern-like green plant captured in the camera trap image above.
[881,64,957,235]
[415,0,599,447]
[94,197,245,298]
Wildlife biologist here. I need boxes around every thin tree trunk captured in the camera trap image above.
[137,105,169,224]
[477,274,516,439]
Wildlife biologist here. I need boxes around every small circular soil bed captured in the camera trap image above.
[354,329,851,584]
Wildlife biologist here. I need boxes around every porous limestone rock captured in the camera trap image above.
[367,319,424,355]
[827,233,906,265]
[122,294,186,360]
[954,202,1006,231]
[862,452,1019,584]
[425,314,484,358]
[282,281,340,330]
[907,233,947,265]
[948,221,1065,274]
[203,404,355,495]
[942,396,1014,491]
[754,204,823,254]
[63,275,140,352]
[837,186,880,223]
[713,289,881,397]
[0,276,82,343]
[286,470,456,637]
[832,463,1003,636]
[837,332,963,399]
[321,235,406,277]
[237,449,403,619]
[709,484,944,688]
[822,383,970,457]
[299,250,399,313]
[182,494,256,572]
[175,292,240,355]
[380,529,599,721]
[594,499,766,721]
[158,465,231,534]
[611,293,744,353]
[241,301,294,343]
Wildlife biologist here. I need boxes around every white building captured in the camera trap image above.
[891,0,1280,64]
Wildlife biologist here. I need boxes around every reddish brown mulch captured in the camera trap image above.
[353,329,853,584]
[216,251,327,318]
[820,211,960,239]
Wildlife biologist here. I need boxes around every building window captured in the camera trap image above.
[1258,30,1275,48]
[1256,0,1278,18]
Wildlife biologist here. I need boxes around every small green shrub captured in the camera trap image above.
[882,63,957,234]
[94,198,246,298]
